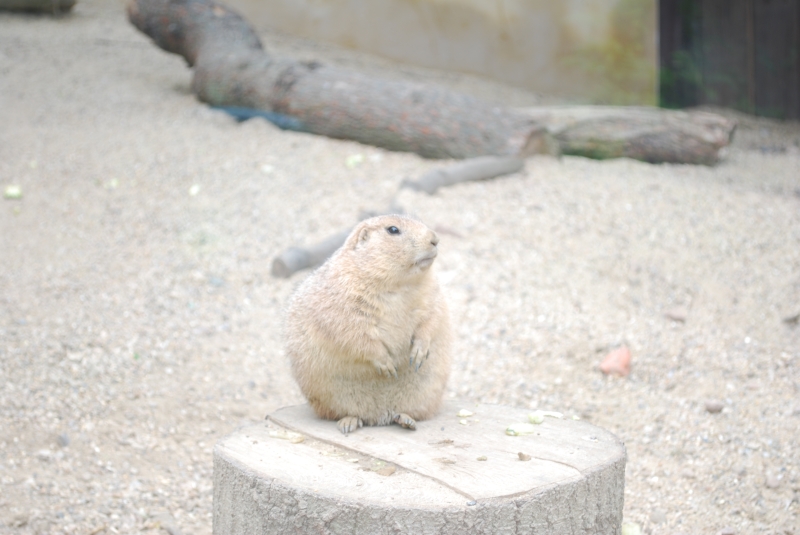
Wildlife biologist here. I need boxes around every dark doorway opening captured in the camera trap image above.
[660,0,800,119]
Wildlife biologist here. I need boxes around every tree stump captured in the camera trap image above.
[214,401,626,534]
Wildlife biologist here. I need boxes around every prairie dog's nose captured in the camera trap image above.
[429,231,439,247]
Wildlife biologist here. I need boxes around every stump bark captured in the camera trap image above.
[214,401,626,534]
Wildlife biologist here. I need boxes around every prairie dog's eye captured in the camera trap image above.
[386,226,401,235]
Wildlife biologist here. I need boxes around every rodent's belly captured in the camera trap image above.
[374,306,418,358]
[376,324,412,359]
[323,365,433,424]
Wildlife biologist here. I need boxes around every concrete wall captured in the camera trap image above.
[227,0,657,105]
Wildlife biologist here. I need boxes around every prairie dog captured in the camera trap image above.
[285,215,452,434]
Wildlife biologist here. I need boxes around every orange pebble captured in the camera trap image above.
[599,346,631,377]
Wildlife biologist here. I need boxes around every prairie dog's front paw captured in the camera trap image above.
[373,354,398,378]
[409,334,430,371]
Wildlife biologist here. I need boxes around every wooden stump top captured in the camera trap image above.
[214,400,626,535]
[263,401,622,502]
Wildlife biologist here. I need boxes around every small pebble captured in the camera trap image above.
[764,474,781,488]
[4,185,23,200]
[705,400,724,414]
[506,423,537,436]
[57,433,70,448]
[189,184,200,196]
[456,409,474,417]
[476,455,487,461]
[374,465,396,476]
[717,527,735,535]
[528,410,562,424]
[620,521,641,535]
[345,154,364,168]
[528,412,544,424]
[153,512,182,535]
[466,500,477,506]
[650,509,667,524]
[517,452,531,461]
[664,306,688,322]
[599,346,631,377]
[11,513,29,528]
[268,429,305,443]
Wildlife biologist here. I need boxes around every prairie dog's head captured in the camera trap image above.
[345,215,439,281]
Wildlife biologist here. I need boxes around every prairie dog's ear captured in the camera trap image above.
[354,227,370,249]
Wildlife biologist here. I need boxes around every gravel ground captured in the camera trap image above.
[1,2,799,534]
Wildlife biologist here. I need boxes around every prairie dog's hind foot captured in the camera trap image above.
[337,416,363,435]
[393,413,417,430]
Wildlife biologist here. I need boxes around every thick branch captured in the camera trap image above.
[522,106,736,165]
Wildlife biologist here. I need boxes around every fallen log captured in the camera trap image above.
[0,0,75,12]
[127,0,555,160]
[521,106,736,165]
[128,1,734,165]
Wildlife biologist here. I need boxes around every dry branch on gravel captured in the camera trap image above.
[271,156,526,278]
[271,229,352,279]
[401,156,524,194]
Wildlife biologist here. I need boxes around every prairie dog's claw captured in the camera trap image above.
[393,413,417,430]
[337,416,363,434]
[374,359,398,378]
[409,336,430,371]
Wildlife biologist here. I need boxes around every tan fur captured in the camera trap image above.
[285,215,452,433]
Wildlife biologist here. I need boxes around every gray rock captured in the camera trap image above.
[650,509,667,524]
[152,513,182,535]
[664,306,688,322]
